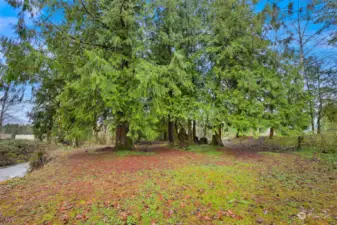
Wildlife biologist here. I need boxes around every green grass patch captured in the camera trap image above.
[264,136,298,147]
[1,145,337,224]
[257,152,281,157]
[187,144,223,156]
[295,147,337,168]
[113,150,156,157]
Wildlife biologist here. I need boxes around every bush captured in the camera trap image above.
[0,140,46,166]
[29,149,51,171]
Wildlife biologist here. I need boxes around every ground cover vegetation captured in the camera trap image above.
[0,144,336,224]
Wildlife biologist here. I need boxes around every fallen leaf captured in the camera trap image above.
[256,217,263,223]
[203,216,212,221]
[61,214,69,224]
[119,212,128,221]
[75,214,83,220]
[297,212,306,220]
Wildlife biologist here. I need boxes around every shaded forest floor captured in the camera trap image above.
[0,140,336,224]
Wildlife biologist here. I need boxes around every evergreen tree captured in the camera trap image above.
[2,0,315,149]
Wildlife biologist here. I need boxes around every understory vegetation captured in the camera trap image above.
[0,142,336,224]
[0,140,45,166]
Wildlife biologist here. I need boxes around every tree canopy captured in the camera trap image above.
[1,0,336,148]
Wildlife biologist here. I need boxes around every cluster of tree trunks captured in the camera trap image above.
[114,119,226,150]
[167,120,203,147]
[114,121,290,150]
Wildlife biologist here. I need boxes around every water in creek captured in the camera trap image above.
[0,163,30,182]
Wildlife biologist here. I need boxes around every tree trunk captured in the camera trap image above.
[168,119,179,145]
[163,131,167,141]
[317,116,321,134]
[0,85,9,128]
[192,120,197,143]
[211,125,224,146]
[168,120,174,144]
[309,101,315,133]
[269,127,274,139]
[188,119,193,144]
[173,121,179,145]
[297,136,304,149]
[317,76,322,134]
[178,127,188,148]
[217,125,224,146]
[203,114,209,137]
[94,131,99,144]
[115,123,133,150]
[72,138,79,147]
[46,130,52,144]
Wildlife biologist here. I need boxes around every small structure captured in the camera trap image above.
[15,134,35,140]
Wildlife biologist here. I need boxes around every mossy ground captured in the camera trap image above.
[0,144,336,224]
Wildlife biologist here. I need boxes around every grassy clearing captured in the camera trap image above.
[0,145,336,224]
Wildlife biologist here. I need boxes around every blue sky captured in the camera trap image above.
[0,0,19,38]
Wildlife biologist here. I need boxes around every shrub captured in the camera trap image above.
[29,148,51,171]
[0,140,46,166]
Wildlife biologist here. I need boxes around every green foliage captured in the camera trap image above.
[29,148,50,171]
[324,102,337,123]
[2,0,319,146]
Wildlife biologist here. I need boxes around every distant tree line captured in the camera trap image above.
[0,124,33,137]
